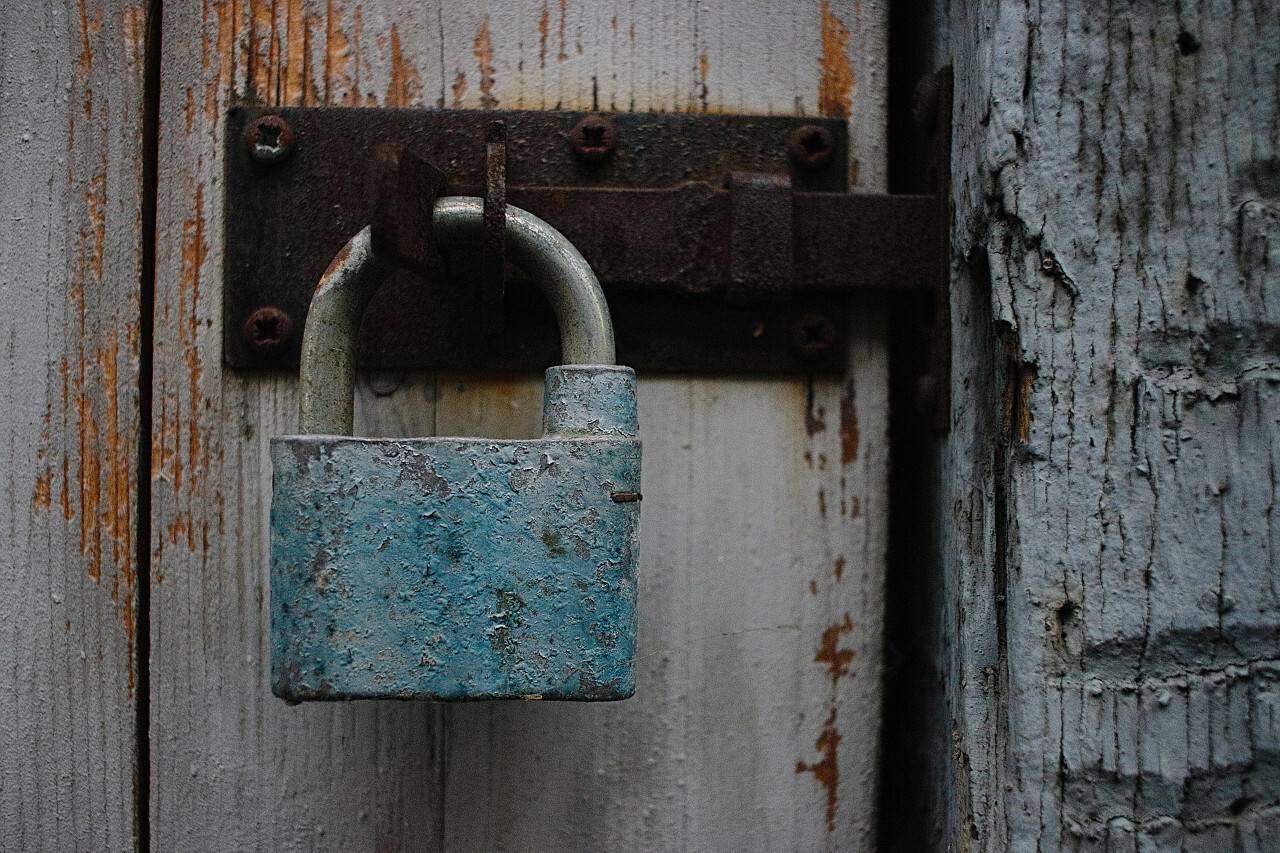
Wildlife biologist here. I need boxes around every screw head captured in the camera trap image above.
[787,125,835,169]
[790,313,837,360]
[243,114,295,164]
[243,307,294,356]
[570,116,618,163]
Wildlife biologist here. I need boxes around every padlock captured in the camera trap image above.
[270,198,640,702]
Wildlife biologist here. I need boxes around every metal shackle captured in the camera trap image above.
[298,197,617,435]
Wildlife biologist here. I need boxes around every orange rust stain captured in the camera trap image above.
[475,15,497,108]
[611,16,617,30]
[214,0,236,97]
[323,0,350,104]
[77,386,102,581]
[818,1,853,119]
[699,49,709,85]
[244,0,274,104]
[185,87,196,135]
[33,469,53,512]
[83,89,93,120]
[806,403,826,436]
[809,579,819,596]
[284,0,306,104]
[839,385,859,465]
[803,450,813,468]
[77,0,102,81]
[833,556,845,581]
[796,706,842,831]
[539,3,550,68]
[61,455,73,523]
[201,0,212,71]
[451,71,468,109]
[557,0,568,63]
[122,4,147,68]
[386,24,422,108]
[101,334,137,691]
[346,5,367,105]
[815,613,854,683]
[84,170,107,280]
[204,80,219,125]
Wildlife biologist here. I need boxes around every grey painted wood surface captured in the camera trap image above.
[0,3,148,851]
[941,1,1280,848]
[150,2,888,851]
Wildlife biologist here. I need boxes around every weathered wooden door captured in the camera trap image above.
[2,2,887,850]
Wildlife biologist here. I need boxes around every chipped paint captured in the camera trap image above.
[818,1,853,119]
[815,613,854,682]
[796,706,842,831]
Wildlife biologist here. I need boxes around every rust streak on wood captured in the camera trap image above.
[451,70,467,109]
[557,0,568,63]
[818,1,852,119]
[77,0,102,81]
[539,3,550,68]
[323,0,349,105]
[839,385,858,465]
[814,613,854,682]
[795,706,842,831]
[386,24,421,107]
[180,186,207,499]
[284,0,305,104]
[475,15,497,108]
[833,556,845,581]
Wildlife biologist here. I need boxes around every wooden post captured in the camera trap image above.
[941,1,1280,847]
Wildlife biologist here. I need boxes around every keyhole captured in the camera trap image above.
[582,126,606,149]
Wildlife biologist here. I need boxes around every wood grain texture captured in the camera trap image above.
[942,1,1280,848]
[151,2,887,849]
[0,2,148,851]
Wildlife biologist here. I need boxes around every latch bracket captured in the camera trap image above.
[223,104,948,379]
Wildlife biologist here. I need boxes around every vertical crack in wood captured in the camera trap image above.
[136,2,162,849]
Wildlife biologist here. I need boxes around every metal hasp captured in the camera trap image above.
[271,201,640,702]
[223,107,948,374]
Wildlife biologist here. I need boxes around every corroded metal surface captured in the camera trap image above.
[272,366,640,702]
[222,106,881,373]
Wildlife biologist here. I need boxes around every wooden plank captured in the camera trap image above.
[941,0,1280,846]
[150,2,887,849]
[0,3,149,851]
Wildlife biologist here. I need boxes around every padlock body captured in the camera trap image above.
[270,432,639,701]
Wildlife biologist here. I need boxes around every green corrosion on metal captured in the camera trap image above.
[270,366,640,702]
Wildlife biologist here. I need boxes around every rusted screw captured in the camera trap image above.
[787,125,835,169]
[244,114,295,164]
[243,306,294,356]
[790,313,837,360]
[570,116,618,163]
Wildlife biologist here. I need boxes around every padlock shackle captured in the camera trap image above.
[299,197,616,435]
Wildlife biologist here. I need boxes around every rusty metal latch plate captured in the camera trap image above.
[224,107,938,374]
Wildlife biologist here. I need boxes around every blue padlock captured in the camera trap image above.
[271,198,640,702]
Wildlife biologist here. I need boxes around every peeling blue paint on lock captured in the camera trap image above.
[271,364,640,702]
